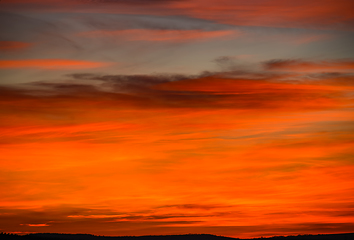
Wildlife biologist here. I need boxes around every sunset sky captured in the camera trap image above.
[1,0,354,238]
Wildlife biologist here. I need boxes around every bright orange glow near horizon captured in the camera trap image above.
[1,74,354,238]
[0,0,354,238]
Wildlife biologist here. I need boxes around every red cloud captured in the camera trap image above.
[0,41,32,51]
[0,59,113,69]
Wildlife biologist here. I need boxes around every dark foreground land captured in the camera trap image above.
[1,233,354,240]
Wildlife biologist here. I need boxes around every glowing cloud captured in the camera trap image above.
[0,59,113,69]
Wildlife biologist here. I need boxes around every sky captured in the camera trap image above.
[0,0,354,238]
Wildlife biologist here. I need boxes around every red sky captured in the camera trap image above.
[0,0,354,238]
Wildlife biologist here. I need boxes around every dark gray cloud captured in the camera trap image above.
[0,65,350,112]
[1,207,354,237]
[0,206,201,235]
[68,73,194,93]
[263,58,354,71]
[303,72,354,85]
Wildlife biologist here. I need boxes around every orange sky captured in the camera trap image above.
[1,71,354,238]
[0,0,354,238]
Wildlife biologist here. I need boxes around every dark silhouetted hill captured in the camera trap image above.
[1,233,354,240]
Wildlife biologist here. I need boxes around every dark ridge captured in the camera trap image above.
[1,233,354,240]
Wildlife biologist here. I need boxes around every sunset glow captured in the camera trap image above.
[0,0,353,238]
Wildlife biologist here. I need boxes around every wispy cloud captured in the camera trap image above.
[0,59,113,69]
[2,0,353,29]
[1,206,354,237]
[264,59,354,72]
[21,223,49,227]
[80,29,238,42]
[0,41,32,51]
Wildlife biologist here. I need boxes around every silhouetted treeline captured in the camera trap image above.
[1,233,354,240]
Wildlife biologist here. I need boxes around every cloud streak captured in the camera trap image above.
[1,206,354,238]
[0,59,113,69]
[264,59,354,72]
[0,41,32,51]
[2,0,353,29]
[80,29,238,42]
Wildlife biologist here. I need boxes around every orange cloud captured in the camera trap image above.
[0,67,354,237]
[0,59,112,69]
[80,29,238,42]
[22,224,49,227]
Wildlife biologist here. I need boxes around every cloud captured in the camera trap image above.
[1,59,354,238]
[3,0,353,29]
[2,207,354,237]
[264,59,354,72]
[178,0,354,30]
[0,41,32,51]
[0,206,204,235]
[80,29,238,42]
[21,223,49,227]
[47,72,352,110]
[1,63,352,111]
[0,59,352,120]
[1,64,352,147]
[0,59,113,69]
[290,34,331,45]
[77,0,184,5]
[68,72,194,91]
[159,204,223,210]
